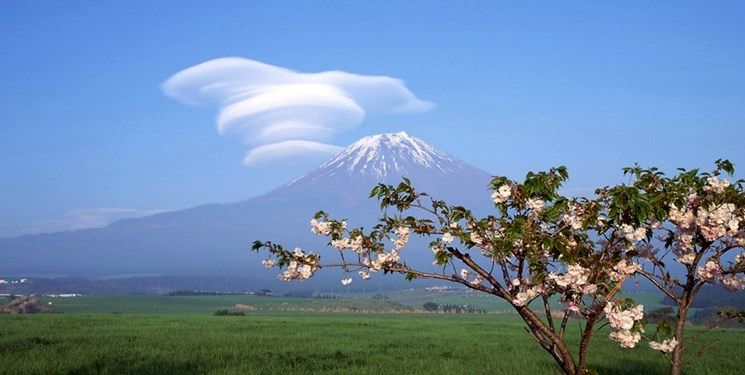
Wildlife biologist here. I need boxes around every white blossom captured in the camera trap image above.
[548,264,595,294]
[621,224,647,242]
[610,330,642,349]
[491,184,512,204]
[278,248,319,281]
[460,269,470,279]
[393,226,411,251]
[706,176,731,193]
[604,301,644,349]
[513,285,542,306]
[668,205,695,230]
[310,218,333,236]
[721,274,745,291]
[649,338,678,353]
[371,251,400,270]
[527,198,545,213]
[609,260,641,282]
[561,206,583,230]
[697,259,722,281]
[695,203,740,241]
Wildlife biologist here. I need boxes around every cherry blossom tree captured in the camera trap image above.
[252,161,744,375]
[600,160,745,375]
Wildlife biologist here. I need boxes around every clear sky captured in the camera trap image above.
[1,1,744,237]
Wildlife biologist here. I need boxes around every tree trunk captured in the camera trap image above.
[670,306,687,375]
[577,316,597,373]
[516,306,578,374]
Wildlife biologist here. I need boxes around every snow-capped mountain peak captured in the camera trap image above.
[322,131,454,175]
[272,131,491,208]
[287,132,473,186]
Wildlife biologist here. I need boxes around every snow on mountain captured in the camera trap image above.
[273,132,491,207]
[301,131,464,179]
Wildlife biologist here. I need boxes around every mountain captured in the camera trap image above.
[0,132,493,284]
[272,132,491,207]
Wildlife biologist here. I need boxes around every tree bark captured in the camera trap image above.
[577,315,597,373]
[670,306,687,375]
[516,306,578,375]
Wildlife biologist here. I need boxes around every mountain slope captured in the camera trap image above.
[0,132,493,279]
[271,132,491,207]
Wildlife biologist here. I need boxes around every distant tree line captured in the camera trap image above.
[168,289,273,297]
[421,302,486,314]
[313,294,339,299]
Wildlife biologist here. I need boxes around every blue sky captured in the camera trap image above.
[1,1,744,237]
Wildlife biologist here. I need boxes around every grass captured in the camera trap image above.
[1,295,742,374]
[1,309,744,374]
[36,289,665,315]
[367,289,664,313]
[39,295,415,315]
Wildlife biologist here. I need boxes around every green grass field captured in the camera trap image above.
[1,295,743,374]
[37,295,411,315]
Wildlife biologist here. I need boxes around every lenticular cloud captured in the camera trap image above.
[162,57,433,166]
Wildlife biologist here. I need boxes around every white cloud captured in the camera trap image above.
[13,208,164,236]
[242,140,344,166]
[162,57,432,166]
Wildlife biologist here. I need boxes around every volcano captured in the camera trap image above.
[0,132,493,281]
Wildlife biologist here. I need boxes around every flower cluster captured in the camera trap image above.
[604,301,644,348]
[470,275,483,287]
[441,232,454,245]
[696,203,740,242]
[491,184,512,204]
[666,181,744,285]
[668,203,695,230]
[331,235,365,253]
[311,217,347,237]
[369,250,400,271]
[697,259,722,281]
[279,248,319,281]
[620,224,647,243]
[648,338,678,353]
[673,232,696,264]
[609,259,641,282]
[705,175,731,193]
[393,226,411,251]
[512,284,543,306]
[548,264,596,294]
[469,230,486,248]
[721,274,745,291]
[310,218,333,235]
[526,198,545,213]
[561,205,584,230]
